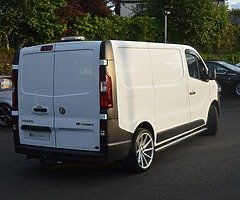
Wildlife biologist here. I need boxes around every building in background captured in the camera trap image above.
[118,0,141,17]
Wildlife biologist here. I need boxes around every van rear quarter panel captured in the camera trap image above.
[111,41,155,134]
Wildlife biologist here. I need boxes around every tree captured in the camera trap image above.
[59,0,112,18]
[0,0,67,47]
[0,0,113,47]
[58,0,112,36]
[137,0,233,53]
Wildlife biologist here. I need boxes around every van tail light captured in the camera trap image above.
[100,74,113,109]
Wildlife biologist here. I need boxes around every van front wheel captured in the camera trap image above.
[129,128,154,172]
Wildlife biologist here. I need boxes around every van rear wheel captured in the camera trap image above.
[205,105,218,136]
[128,128,154,172]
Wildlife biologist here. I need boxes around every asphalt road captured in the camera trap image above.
[0,95,240,200]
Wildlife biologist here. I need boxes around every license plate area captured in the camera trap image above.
[25,131,50,141]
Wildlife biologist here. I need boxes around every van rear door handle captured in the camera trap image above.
[189,91,196,95]
[33,106,48,114]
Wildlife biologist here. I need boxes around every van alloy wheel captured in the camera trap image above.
[136,132,154,169]
[129,128,154,172]
[236,83,240,96]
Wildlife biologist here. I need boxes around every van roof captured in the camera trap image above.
[20,40,194,54]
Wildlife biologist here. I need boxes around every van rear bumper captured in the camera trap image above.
[13,119,132,163]
[14,141,131,163]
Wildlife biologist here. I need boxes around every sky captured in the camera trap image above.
[229,0,240,9]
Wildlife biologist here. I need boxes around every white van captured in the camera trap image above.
[12,38,219,172]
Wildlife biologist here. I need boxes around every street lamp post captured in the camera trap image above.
[164,9,171,43]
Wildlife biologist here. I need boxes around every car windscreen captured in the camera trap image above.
[219,62,240,73]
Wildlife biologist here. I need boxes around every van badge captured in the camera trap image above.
[76,122,94,127]
[22,119,33,123]
[59,107,66,115]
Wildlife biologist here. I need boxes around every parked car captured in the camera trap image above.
[206,61,240,96]
[0,77,12,126]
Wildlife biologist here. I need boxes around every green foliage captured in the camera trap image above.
[0,0,67,47]
[0,48,14,76]
[202,52,240,64]
[0,0,240,68]
[138,0,234,53]
[0,15,163,76]
[69,14,161,42]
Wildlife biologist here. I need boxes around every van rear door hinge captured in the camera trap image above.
[99,60,108,66]
[12,65,19,70]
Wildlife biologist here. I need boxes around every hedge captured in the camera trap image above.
[201,53,240,64]
[0,48,14,76]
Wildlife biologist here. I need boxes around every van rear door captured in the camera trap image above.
[19,45,56,147]
[54,42,100,151]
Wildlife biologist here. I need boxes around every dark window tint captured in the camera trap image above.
[207,63,227,74]
[185,50,207,81]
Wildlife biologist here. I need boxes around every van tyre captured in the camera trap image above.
[128,128,154,172]
[205,105,218,136]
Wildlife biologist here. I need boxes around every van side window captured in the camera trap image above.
[185,50,207,81]
[186,54,200,79]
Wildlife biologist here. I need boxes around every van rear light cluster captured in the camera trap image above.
[100,74,113,109]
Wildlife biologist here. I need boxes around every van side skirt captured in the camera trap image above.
[155,120,206,151]
[156,119,205,143]
[155,127,207,152]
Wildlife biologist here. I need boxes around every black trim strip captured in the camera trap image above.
[156,119,205,143]
[15,144,107,163]
[155,126,207,151]
[190,119,205,130]
[100,40,114,61]
[33,108,48,113]
[21,125,51,132]
[12,48,21,65]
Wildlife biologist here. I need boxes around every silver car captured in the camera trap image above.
[0,77,12,126]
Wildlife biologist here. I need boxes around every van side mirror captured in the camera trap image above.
[208,68,217,80]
